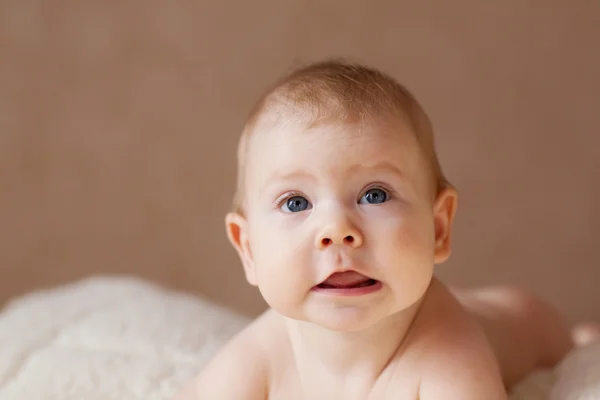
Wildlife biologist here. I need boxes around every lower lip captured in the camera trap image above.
[311,280,383,297]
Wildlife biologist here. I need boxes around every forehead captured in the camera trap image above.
[245,119,425,185]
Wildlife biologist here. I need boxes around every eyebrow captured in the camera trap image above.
[261,169,316,192]
[348,161,405,177]
[269,169,315,182]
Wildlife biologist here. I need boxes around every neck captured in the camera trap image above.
[284,299,424,395]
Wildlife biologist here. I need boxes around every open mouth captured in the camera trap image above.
[314,271,381,295]
[317,279,378,289]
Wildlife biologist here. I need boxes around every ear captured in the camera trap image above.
[225,212,258,286]
[433,186,458,264]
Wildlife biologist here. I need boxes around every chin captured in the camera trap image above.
[309,306,386,332]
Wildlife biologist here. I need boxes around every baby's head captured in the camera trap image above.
[226,60,458,331]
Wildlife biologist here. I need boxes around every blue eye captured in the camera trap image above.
[360,188,388,204]
[282,196,311,212]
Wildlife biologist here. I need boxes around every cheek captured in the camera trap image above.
[371,207,435,256]
[249,220,315,307]
[371,211,435,294]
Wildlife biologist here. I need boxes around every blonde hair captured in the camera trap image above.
[232,59,449,214]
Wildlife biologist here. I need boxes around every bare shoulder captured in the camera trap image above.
[413,280,507,400]
[172,310,280,400]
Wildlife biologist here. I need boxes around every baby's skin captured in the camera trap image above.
[173,119,597,399]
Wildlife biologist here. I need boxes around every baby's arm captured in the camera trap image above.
[172,331,268,400]
[419,353,506,399]
[417,315,507,399]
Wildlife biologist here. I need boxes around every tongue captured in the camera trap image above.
[322,271,371,288]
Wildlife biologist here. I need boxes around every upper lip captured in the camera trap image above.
[315,269,377,286]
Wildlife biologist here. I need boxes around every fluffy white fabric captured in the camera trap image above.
[0,277,597,399]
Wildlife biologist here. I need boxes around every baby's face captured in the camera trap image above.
[231,119,452,331]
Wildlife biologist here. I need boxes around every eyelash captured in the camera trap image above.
[360,183,396,201]
[273,183,397,209]
[274,191,306,209]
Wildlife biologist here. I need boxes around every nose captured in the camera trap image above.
[315,213,364,250]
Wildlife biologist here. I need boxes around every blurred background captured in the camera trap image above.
[1,1,598,322]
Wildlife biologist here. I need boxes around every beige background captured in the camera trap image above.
[1,1,598,322]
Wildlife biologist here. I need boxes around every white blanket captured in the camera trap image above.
[0,277,598,399]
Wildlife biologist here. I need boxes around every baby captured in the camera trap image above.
[175,60,598,399]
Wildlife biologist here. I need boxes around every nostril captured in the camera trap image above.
[321,238,332,246]
[344,236,354,244]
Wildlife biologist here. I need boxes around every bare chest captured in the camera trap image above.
[266,356,422,400]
